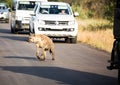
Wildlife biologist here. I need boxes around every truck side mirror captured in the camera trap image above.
[30,12,36,16]
[12,7,16,11]
[74,12,79,17]
[8,7,11,11]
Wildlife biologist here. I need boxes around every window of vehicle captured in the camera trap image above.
[0,6,6,9]
[17,1,37,10]
[34,4,38,13]
[0,3,7,10]
[117,0,120,8]
[39,5,72,15]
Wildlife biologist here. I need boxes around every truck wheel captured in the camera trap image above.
[29,28,35,36]
[32,28,35,34]
[70,36,77,43]
[11,26,18,34]
[29,25,31,35]
[11,24,14,33]
[6,19,9,23]
[65,38,70,43]
[10,22,17,33]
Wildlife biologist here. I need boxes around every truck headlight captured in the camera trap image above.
[38,19,45,25]
[68,21,75,25]
[69,28,74,31]
[16,16,22,20]
[2,12,8,16]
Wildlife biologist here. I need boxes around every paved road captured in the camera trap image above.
[0,23,118,85]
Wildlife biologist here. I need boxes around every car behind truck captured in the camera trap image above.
[10,0,47,33]
[0,3,9,23]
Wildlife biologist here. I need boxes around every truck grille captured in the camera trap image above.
[45,21,68,25]
[23,17,30,21]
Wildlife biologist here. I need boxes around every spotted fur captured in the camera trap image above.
[29,34,55,61]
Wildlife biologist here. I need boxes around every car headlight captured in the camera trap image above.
[3,12,9,16]
[16,16,22,20]
[4,12,8,14]
[68,21,75,25]
[38,19,45,25]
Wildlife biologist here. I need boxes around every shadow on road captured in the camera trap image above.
[0,34,67,43]
[4,56,37,61]
[0,28,73,43]
[0,28,29,34]
[0,28,11,34]
[0,35,29,42]
[0,66,118,85]
[0,28,29,42]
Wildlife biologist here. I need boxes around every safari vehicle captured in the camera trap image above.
[0,3,9,23]
[29,1,79,43]
[10,0,47,33]
[107,0,120,83]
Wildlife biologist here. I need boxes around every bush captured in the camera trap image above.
[49,0,115,21]
[0,0,12,7]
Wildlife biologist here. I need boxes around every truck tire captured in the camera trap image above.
[65,38,70,43]
[70,36,77,43]
[29,26,35,36]
[6,19,9,23]
[11,24,15,33]
[10,22,18,34]
[11,26,14,33]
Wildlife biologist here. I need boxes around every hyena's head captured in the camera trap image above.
[28,35,36,43]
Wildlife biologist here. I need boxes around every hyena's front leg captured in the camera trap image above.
[40,48,46,60]
[36,44,40,60]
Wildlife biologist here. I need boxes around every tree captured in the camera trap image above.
[0,0,12,7]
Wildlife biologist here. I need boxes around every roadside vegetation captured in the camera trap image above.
[77,19,114,52]
[1,0,116,52]
[0,0,12,7]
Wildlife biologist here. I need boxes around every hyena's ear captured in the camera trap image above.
[35,34,38,37]
[30,34,35,37]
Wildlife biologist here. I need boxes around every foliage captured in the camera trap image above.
[0,0,12,7]
[0,0,116,21]
[49,0,116,21]
[77,18,113,31]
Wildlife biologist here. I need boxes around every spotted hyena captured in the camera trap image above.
[29,34,55,61]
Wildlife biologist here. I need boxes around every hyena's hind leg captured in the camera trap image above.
[50,47,55,60]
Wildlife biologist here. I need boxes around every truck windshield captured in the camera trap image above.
[0,6,6,10]
[39,5,72,15]
[18,1,37,10]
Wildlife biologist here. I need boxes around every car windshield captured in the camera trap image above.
[0,6,6,9]
[39,5,72,15]
[17,1,37,10]
[0,5,8,12]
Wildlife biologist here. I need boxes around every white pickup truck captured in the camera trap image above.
[29,1,79,43]
[10,0,47,33]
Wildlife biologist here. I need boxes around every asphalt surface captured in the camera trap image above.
[0,23,119,85]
